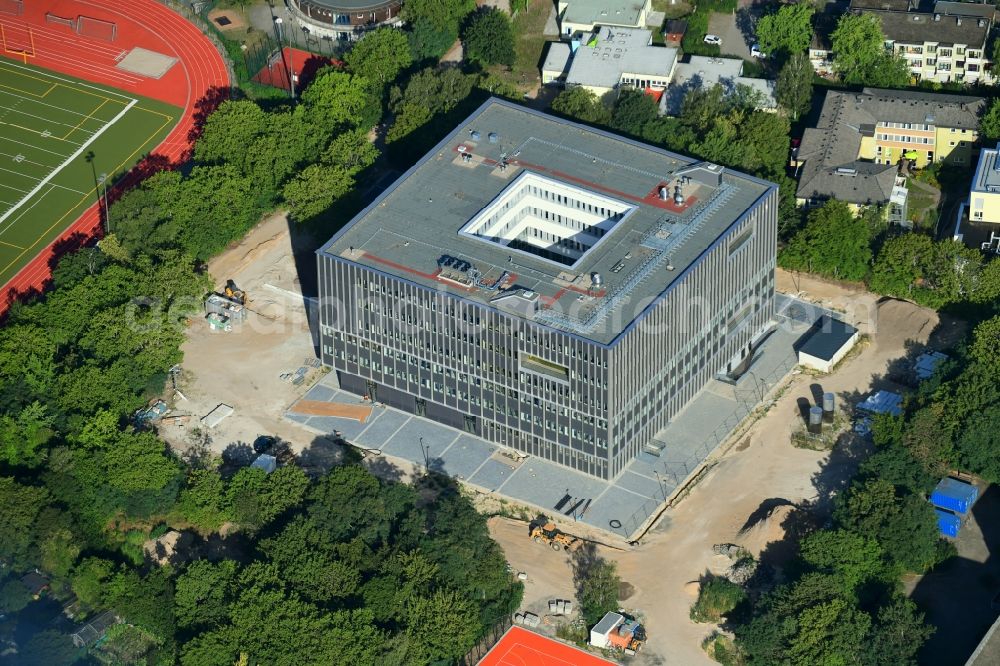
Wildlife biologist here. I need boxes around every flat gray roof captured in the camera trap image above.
[320,99,773,346]
[565,27,677,89]
[973,146,1000,194]
[660,56,776,115]
[563,0,648,27]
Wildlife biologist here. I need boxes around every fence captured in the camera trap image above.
[152,0,236,88]
[618,348,800,540]
[460,615,513,665]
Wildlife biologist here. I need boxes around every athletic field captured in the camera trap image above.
[0,59,180,285]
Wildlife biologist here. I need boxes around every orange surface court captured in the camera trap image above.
[478,627,617,666]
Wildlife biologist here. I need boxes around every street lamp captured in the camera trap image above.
[98,173,110,233]
[419,437,430,474]
[274,17,295,100]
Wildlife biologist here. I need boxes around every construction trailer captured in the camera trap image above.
[590,611,646,653]
[935,508,962,538]
[931,477,979,515]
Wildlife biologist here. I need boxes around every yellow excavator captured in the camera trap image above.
[530,521,581,552]
[224,279,246,305]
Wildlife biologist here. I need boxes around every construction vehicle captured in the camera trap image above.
[530,521,581,552]
[224,279,246,305]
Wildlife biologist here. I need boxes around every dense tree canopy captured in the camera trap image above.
[345,27,413,89]
[755,3,814,58]
[776,51,814,120]
[461,7,516,67]
[779,200,874,281]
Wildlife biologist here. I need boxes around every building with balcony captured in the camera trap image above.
[316,99,778,480]
[557,0,653,35]
[811,1,994,84]
[879,7,993,84]
[795,88,984,212]
[288,0,402,41]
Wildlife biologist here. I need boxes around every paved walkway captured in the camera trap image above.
[286,294,839,539]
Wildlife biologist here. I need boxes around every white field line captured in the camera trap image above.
[0,98,137,226]
[0,59,134,102]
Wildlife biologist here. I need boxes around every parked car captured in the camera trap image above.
[751,44,766,58]
[703,34,721,45]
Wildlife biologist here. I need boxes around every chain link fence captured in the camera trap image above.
[152,0,237,87]
[619,349,799,539]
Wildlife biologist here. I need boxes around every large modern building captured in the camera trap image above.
[288,0,401,41]
[317,99,777,480]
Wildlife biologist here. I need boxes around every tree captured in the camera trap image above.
[346,28,413,89]
[576,558,620,626]
[461,7,516,67]
[610,89,659,136]
[405,589,481,662]
[866,598,934,665]
[779,199,873,280]
[403,0,475,34]
[690,577,746,623]
[0,402,54,468]
[551,87,611,125]
[968,316,1000,372]
[282,164,356,222]
[0,576,32,614]
[831,13,910,87]
[18,630,84,666]
[776,52,814,120]
[788,597,871,665]
[0,477,49,568]
[299,69,380,132]
[799,529,884,592]
[407,17,458,61]
[175,559,238,630]
[981,99,1000,141]
[226,466,309,531]
[755,3,814,58]
[71,557,115,608]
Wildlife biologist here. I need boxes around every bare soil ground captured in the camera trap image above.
[489,277,967,665]
[160,214,324,460]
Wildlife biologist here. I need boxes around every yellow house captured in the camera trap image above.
[968,146,1000,224]
[796,88,984,211]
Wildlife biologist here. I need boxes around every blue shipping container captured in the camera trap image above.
[930,478,979,515]
[935,509,961,538]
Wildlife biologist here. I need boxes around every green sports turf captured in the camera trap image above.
[0,59,181,286]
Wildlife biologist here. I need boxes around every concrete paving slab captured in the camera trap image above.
[500,457,609,513]
[355,410,411,448]
[434,435,496,479]
[582,486,657,535]
[382,419,459,460]
[285,412,309,424]
[616,471,664,499]
[469,458,519,491]
[303,383,337,402]
[306,415,368,440]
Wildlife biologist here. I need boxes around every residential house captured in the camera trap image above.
[543,27,678,97]
[795,88,984,214]
[660,55,776,115]
[954,145,1000,253]
[811,1,994,84]
[557,0,652,35]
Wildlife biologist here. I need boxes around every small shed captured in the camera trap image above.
[930,477,978,515]
[663,19,687,46]
[856,390,903,417]
[590,611,624,649]
[20,571,49,599]
[796,315,860,372]
[250,453,277,474]
[71,610,120,648]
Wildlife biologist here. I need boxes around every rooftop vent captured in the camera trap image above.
[470,129,481,141]
[934,13,940,20]
[488,132,499,144]
[837,167,857,175]
[957,17,962,25]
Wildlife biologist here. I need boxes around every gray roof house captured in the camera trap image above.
[660,56,776,116]
[796,88,984,207]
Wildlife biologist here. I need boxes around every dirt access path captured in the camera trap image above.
[490,275,966,664]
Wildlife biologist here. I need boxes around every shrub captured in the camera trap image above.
[691,577,746,623]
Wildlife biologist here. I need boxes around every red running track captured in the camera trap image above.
[0,0,230,313]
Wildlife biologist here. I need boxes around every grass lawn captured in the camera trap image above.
[906,178,941,230]
[494,0,552,91]
[0,60,180,285]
